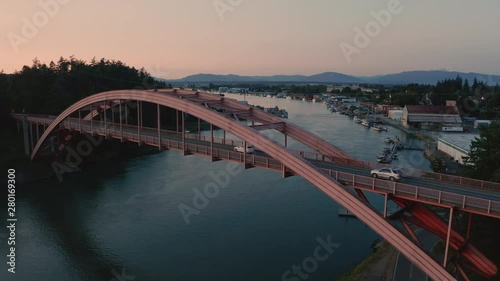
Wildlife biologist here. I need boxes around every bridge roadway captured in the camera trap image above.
[19,114,500,219]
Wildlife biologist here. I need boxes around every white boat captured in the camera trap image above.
[302,97,307,101]
[286,96,293,100]
[361,120,370,127]
[373,125,388,132]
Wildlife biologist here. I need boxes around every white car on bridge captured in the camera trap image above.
[370,167,402,182]
[234,144,255,154]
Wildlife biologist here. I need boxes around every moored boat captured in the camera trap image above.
[373,125,388,132]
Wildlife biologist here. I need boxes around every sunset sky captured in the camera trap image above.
[1,0,499,78]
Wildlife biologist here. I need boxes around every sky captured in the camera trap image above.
[1,0,500,79]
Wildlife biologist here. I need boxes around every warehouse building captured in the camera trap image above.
[437,134,478,164]
[401,105,462,130]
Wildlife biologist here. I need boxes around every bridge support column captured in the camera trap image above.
[157,103,162,150]
[443,207,454,268]
[125,102,128,126]
[30,122,34,152]
[22,116,30,156]
[383,194,388,218]
[103,101,108,139]
[137,100,142,146]
[281,164,292,178]
[176,109,179,133]
[90,105,94,135]
[36,123,40,142]
[284,133,288,148]
[210,123,219,162]
[181,111,191,156]
[78,109,81,132]
[243,141,250,169]
[467,213,473,240]
[119,100,123,142]
[198,118,201,139]
[223,130,226,145]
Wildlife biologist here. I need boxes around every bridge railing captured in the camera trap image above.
[298,150,500,192]
[325,170,500,217]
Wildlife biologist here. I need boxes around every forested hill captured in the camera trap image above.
[0,57,170,126]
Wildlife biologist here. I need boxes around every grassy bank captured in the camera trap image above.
[335,241,397,281]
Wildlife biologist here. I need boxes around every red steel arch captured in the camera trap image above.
[31,89,456,280]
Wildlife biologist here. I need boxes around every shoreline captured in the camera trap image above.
[335,240,398,281]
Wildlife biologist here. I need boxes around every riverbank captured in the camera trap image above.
[335,240,398,281]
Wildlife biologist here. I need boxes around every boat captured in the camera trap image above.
[302,97,307,101]
[361,120,370,127]
[286,96,293,100]
[373,125,388,132]
[377,156,391,163]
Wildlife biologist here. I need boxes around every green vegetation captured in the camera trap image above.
[0,57,171,127]
[464,122,500,182]
[335,241,392,281]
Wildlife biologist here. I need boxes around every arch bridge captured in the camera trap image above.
[12,89,500,281]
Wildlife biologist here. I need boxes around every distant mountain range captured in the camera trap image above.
[163,70,500,85]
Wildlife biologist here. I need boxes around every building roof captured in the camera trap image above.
[406,105,459,115]
[409,115,462,123]
[438,134,479,154]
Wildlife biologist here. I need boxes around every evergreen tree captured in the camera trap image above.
[463,79,470,93]
[464,122,500,182]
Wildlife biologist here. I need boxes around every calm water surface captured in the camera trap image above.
[0,94,430,281]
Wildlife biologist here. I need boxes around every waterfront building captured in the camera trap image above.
[401,105,462,130]
[437,134,478,164]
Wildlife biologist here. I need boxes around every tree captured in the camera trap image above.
[463,79,470,94]
[430,158,446,173]
[464,122,500,182]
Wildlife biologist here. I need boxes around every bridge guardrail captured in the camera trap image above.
[327,171,500,217]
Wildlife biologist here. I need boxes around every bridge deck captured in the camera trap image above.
[15,114,500,219]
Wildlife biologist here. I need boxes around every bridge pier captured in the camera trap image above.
[137,100,142,146]
[119,100,124,142]
[103,101,108,139]
[210,123,219,162]
[22,115,30,156]
[443,207,454,268]
[90,105,94,135]
[30,122,34,152]
[281,164,292,178]
[157,103,162,151]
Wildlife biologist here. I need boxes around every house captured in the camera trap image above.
[401,105,462,130]
[388,110,403,121]
[375,105,403,114]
